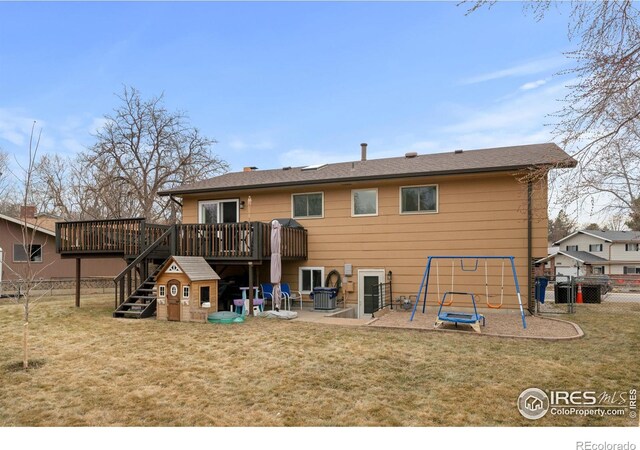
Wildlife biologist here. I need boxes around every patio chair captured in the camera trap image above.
[260,283,288,310]
[281,283,303,310]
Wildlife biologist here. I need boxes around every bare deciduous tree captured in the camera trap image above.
[3,123,55,370]
[464,1,640,223]
[36,86,228,223]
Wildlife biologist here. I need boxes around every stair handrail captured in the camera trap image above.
[114,225,175,284]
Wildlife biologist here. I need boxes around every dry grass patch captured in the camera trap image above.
[0,294,638,426]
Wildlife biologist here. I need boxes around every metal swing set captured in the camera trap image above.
[409,256,527,331]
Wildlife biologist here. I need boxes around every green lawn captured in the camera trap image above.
[0,295,638,426]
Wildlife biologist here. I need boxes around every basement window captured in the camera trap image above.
[299,267,324,295]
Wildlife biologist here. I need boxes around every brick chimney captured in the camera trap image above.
[20,205,36,219]
[243,166,258,172]
[361,143,367,161]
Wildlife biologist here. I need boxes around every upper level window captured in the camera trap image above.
[625,243,640,251]
[566,245,578,251]
[13,244,42,263]
[400,185,438,214]
[589,244,603,252]
[292,193,323,219]
[352,189,378,216]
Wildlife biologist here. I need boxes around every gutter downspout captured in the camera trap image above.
[527,181,533,313]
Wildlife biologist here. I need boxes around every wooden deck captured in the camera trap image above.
[55,219,308,261]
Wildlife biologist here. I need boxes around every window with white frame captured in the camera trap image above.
[400,185,438,214]
[158,285,166,298]
[13,243,42,263]
[624,266,640,274]
[183,285,190,298]
[625,243,640,251]
[299,267,324,294]
[566,245,578,251]
[352,189,378,216]
[199,199,239,224]
[592,266,605,275]
[589,244,603,252]
[292,192,323,219]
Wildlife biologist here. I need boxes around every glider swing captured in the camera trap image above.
[410,256,527,331]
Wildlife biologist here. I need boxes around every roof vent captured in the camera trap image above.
[301,163,328,171]
[454,149,463,154]
[283,166,292,171]
[405,152,418,158]
[243,166,258,172]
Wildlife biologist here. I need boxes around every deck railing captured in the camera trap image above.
[56,218,147,256]
[56,219,307,261]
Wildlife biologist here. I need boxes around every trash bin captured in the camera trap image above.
[311,287,338,310]
[554,282,575,304]
[581,284,602,303]
[535,277,549,303]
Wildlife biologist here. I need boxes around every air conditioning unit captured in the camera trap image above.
[311,288,338,310]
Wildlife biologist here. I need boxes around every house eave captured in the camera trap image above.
[159,165,552,197]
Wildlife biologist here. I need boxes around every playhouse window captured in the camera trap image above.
[200,286,210,306]
[183,286,190,298]
[158,285,166,298]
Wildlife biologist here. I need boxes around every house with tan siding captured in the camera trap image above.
[55,142,574,318]
[161,142,573,316]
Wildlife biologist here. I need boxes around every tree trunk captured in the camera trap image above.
[23,321,29,370]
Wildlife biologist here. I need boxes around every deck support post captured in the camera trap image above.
[248,261,254,316]
[75,258,81,308]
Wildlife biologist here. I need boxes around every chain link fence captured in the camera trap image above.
[535,275,640,315]
[0,278,114,299]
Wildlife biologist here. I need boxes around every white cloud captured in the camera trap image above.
[0,108,42,147]
[520,79,548,90]
[228,136,274,152]
[461,56,567,85]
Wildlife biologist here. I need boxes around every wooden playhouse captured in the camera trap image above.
[156,256,220,323]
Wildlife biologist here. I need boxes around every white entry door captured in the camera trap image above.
[357,269,385,318]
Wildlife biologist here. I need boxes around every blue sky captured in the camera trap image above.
[0,1,573,172]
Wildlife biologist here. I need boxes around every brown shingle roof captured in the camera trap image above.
[160,143,575,196]
[163,256,221,281]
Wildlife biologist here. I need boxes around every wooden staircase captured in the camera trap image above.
[113,264,164,319]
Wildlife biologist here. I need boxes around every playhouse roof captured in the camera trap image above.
[161,256,220,281]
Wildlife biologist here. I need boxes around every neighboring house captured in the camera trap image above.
[55,143,574,318]
[0,210,126,283]
[537,230,640,277]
